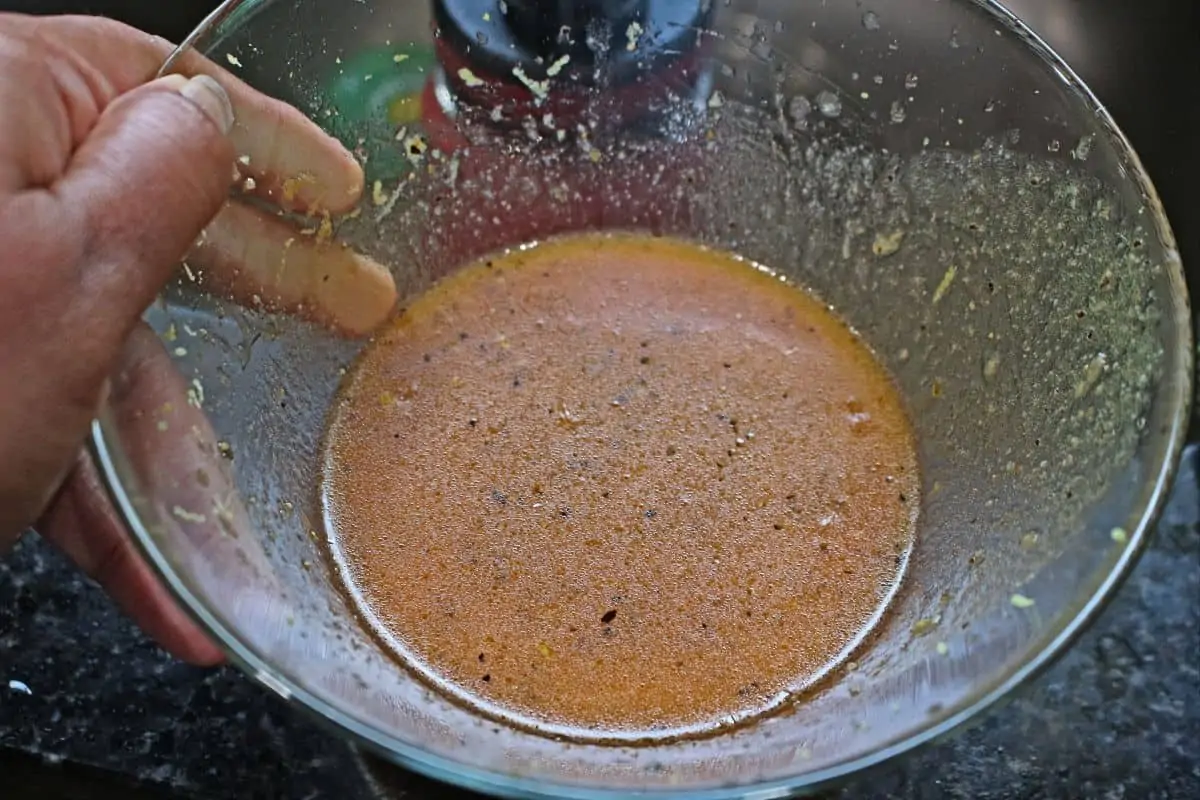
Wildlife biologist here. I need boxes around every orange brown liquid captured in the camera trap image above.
[321,234,919,740]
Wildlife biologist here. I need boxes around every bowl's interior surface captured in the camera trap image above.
[93,0,1191,796]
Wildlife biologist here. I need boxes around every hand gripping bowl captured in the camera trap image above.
[91,0,1192,797]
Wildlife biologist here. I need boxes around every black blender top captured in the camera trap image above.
[433,0,714,88]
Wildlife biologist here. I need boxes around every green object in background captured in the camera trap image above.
[324,45,436,184]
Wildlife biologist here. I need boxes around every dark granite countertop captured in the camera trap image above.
[2,446,1197,799]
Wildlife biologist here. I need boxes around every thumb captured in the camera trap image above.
[56,73,236,332]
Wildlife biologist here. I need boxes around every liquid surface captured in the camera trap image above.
[322,234,919,740]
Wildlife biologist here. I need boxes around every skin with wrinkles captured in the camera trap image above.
[0,14,396,664]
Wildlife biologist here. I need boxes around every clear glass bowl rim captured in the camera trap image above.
[92,0,1195,797]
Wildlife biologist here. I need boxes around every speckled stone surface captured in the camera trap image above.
[1,447,1197,800]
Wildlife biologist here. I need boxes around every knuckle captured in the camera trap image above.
[0,194,86,314]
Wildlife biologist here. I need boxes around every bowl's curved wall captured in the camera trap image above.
[93,1,1191,797]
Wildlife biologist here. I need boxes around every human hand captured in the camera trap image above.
[0,14,397,664]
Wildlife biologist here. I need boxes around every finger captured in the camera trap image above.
[50,73,235,349]
[74,326,316,666]
[38,451,226,666]
[163,48,365,215]
[22,14,363,214]
[190,201,398,337]
[107,325,277,589]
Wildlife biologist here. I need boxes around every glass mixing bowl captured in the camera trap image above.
[90,0,1192,797]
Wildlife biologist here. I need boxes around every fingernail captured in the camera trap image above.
[178,75,235,135]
